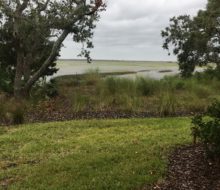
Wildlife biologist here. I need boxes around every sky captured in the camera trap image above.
[60,0,207,61]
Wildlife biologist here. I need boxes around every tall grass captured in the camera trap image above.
[158,90,177,116]
[50,68,220,115]
[0,94,26,125]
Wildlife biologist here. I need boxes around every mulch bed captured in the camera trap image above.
[25,109,196,124]
[23,98,196,124]
[153,144,220,190]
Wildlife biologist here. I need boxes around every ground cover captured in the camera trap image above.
[0,118,191,190]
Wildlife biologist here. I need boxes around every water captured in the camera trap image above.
[53,60,204,79]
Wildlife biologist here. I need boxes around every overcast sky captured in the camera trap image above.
[61,0,207,61]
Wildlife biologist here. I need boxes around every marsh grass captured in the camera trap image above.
[158,91,177,116]
[0,94,27,125]
[52,68,220,115]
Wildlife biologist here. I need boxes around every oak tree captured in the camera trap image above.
[162,0,220,77]
[0,0,104,97]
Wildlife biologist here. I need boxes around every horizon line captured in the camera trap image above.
[58,58,177,62]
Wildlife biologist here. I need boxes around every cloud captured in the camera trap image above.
[61,0,207,61]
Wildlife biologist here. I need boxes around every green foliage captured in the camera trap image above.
[162,0,220,77]
[0,13,59,95]
[0,0,104,97]
[31,79,59,101]
[192,101,220,157]
[45,79,59,98]
[0,24,16,93]
[136,77,157,96]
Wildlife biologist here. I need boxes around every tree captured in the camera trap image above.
[161,0,220,77]
[0,19,59,93]
[0,0,104,97]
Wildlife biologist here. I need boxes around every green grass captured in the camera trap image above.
[0,118,191,190]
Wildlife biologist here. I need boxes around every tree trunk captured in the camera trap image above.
[14,51,24,98]
[24,29,69,92]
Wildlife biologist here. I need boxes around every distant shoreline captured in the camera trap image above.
[58,59,176,63]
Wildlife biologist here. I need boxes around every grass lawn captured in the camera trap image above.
[0,118,191,190]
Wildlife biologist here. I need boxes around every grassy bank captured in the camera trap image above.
[0,118,191,190]
[1,68,219,124]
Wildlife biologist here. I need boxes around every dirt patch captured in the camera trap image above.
[0,177,17,189]
[153,144,220,190]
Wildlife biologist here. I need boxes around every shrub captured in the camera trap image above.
[192,101,220,158]
[31,79,59,101]
[45,79,59,98]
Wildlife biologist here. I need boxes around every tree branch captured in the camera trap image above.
[37,0,51,13]
[16,0,21,6]
[18,0,29,13]
[24,29,69,90]
[86,0,103,15]
[24,0,103,91]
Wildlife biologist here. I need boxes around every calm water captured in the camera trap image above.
[54,60,203,79]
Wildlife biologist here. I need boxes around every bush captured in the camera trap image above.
[192,101,220,158]
[31,79,59,100]
[45,79,59,98]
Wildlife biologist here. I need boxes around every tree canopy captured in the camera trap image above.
[162,0,220,77]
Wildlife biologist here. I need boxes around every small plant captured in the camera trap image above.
[192,101,220,158]
[31,79,59,101]
[45,79,59,98]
